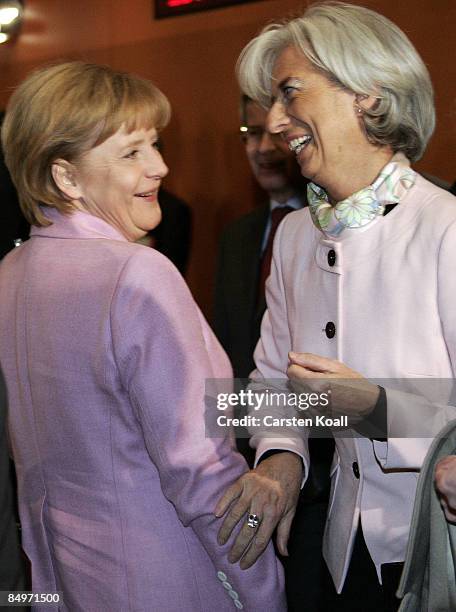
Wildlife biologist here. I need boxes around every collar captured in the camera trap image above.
[307,152,416,238]
[269,193,305,213]
[30,207,128,242]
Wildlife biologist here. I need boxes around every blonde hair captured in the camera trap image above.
[1,62,171,226]
[237,1,435,161]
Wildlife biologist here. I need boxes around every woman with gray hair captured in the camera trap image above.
[215,2,456,610]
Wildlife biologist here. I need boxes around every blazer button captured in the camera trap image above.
[327,249,336,267]
[352,461,360,479]
[325,322,336,338]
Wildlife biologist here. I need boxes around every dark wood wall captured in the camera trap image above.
[1,0,454,316]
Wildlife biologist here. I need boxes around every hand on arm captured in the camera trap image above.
[214,451,302,569]
[435,455,456,523]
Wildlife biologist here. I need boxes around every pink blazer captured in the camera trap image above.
[250,175,456,591]
[0,209,285,612]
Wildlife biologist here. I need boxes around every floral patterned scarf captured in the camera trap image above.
[307,153,416,238]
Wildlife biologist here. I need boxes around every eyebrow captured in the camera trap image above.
[123,138,146,148]
[271,76,299,103]
[120,134,158,152]
[277,76,300,90]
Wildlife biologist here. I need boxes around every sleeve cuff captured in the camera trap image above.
[254,438,308,488]
[353,385,387,440]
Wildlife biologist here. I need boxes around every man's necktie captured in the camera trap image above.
[258,206,293,301]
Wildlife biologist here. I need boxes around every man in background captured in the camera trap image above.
[214,96,332,611]
[214,95,305,380]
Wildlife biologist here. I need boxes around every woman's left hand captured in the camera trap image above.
[287,352,380,422]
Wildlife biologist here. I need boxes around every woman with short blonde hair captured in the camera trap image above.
[2,62,170,227]
[0,62,285,611]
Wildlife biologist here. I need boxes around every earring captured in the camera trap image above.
[354,94,368,116]
[354,102,363,116]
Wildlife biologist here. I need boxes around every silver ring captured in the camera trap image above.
[247,513,261,529]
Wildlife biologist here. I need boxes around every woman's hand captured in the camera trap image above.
[214,451,302,569]
[287,352,380,422]
[435,455,456,523]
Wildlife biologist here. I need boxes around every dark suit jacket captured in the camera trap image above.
[214,204,269,378]
[149,189,192,275]
[0,114,30,260]
[0,368,26,590]
[214,201,334,496]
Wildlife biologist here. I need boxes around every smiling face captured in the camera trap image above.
[243,101,296,202]
[268,46,393,202]
[65,125,168,241]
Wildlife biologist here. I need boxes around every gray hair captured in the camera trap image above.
[237,1,435,161]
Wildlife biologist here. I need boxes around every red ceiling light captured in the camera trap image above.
[155,0,269,19]
[167,0,193,6]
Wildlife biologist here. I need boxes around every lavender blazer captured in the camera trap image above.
[0,209,285,612]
